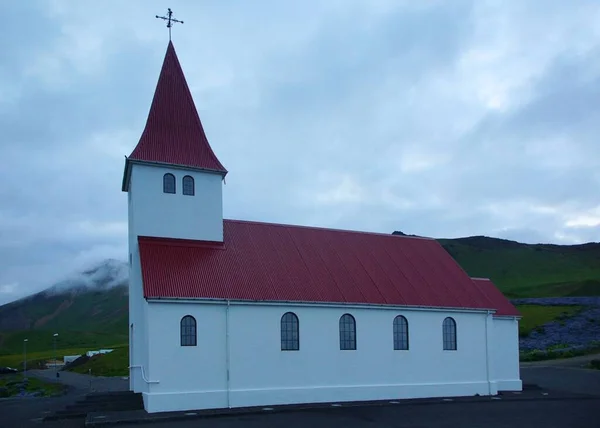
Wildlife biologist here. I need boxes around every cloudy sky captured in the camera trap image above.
[1,0,599,304]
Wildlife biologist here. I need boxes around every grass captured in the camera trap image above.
[0,344,128,370]
[0,373,67,397]
[67,346,129,377]
[0,329,128,356]
[439,237,600,298]
[516,305,583,337]
[520,342,600,362]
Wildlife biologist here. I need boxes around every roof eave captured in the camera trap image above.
[121,156,132,192]
[144,296,498,314]
[126,158,228,178]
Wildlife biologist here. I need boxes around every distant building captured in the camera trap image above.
[86,349,114,358]
[121,41,522,414]
[45,359,64,369]
[63,355,81,364]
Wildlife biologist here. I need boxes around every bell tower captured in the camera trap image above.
[121,40,227,392]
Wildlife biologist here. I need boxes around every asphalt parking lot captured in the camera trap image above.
[114,397,598,428]
[1,365,599,428]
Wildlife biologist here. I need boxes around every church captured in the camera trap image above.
[121,40,522,414]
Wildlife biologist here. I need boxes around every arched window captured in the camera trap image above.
[339,314,356,350]
[182,175,195,196]
[163,173,176,194]
[393,315,409,350]
[180,315,197,346]
[280,312,299,351]
[443,317,457,350]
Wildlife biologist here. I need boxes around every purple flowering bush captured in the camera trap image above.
[511,297,600,360]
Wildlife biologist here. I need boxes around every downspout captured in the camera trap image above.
[484,311,492,395]
[129,365,160,384]
[226,300,231,408]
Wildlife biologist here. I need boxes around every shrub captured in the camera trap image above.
[547,343,569,351]
[589,359,600,370]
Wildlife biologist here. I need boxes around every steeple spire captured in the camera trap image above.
[126,41,227,176]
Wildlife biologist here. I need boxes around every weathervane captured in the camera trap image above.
[155,8,184,41]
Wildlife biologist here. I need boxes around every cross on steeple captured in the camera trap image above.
[155,8,184,41]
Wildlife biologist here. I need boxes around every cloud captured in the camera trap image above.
[1,0,599,304]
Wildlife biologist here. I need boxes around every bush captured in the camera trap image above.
[589,359,600,370]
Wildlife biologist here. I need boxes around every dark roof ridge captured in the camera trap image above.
[223,218,435,241]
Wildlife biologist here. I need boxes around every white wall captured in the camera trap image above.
[127,185,145,394]
[129,163,224,242]
[146,303,228,411]
[491,316,522,391]
[126,162,224,396]
[143,302,501,413]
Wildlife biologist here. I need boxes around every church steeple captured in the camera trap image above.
[123,41,226,191]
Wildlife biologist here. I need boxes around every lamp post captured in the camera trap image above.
[23,339,28,380]
[53,333,58,379]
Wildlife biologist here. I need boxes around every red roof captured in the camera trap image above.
[138,219,518,315]
[127,41,227,174]
[472,278,521,316]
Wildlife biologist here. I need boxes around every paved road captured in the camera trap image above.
[0,370,128,428]
[521,352,600,368]
[27,369,128,393]
[521,365,600,396]
[113,398,598,428]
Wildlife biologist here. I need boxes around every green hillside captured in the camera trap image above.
[438,236,600,298]
[0,287,128,356]
[0,260,128,356]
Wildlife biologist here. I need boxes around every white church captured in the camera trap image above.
[121,40,522,414]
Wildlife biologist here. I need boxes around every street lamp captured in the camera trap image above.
[23,339,28,380]
[53,333,58,379]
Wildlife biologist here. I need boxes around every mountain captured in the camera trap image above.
[1,235,599,356]
[437,236,600,298]
[0,259,128,355]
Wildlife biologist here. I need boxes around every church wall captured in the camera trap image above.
[491,316,522,391]
[129,163,223,242]
[143,301,499,413]
[145,302,228,411]
[127,180,149,394]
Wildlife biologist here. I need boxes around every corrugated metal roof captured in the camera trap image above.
[472,278,521,317]
[138,219,517,315]
[128,41,227,174]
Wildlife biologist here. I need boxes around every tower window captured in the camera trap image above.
[163,173,176,194]
[183,175,195,196]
